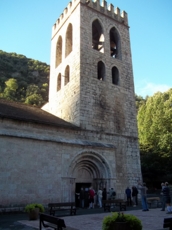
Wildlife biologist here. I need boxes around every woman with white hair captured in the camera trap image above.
[97,188,103,208]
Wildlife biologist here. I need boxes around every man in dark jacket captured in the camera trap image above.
[132,186,138,206]
[125,187,132,206]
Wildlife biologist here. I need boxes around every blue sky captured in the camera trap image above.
[0,0,172,98]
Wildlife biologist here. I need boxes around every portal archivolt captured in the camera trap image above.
[68,151,111,183]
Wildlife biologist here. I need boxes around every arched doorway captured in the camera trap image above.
[68,151,111,207]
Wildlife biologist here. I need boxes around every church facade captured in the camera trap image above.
[0,0,142,208]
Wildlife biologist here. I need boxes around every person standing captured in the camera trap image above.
[80,187,85,208]
[109,188,116,200]
[88,187,95,209]
[125,187,132,206]
[102,188,107,201]
[161,182,165,211]
[138,182,149,211]
[97,188,103,208]
[162,182,172,213]
[132,186,138,207]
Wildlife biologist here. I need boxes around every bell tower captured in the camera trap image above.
[42,0,138,137]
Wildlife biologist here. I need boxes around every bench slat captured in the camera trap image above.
[48,202,76,216]
[39,213,66,230]
[103,200,126,212]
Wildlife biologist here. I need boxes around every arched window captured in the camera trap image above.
[109,27,121,59]
[92,19,104,53]
[55,36,62,68]
[64,65,70,85]
[112,67,119,85]
[57,73,61,91]
[65,23,73,57]
[97,61,105,81]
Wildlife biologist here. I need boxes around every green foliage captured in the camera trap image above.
[124,214,142,230]
[137,89,172,150]
[102,212,142,230]
[137,89,172,186]
[135,94,146,111]
[1,78,18,101]
[25,94,43,106]
[25,203,45,213]
[0,50,49,107]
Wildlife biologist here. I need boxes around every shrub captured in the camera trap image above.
[25,203,45,213]
[102,212,142,230]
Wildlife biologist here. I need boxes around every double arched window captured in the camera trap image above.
[97,62,119,85]
[55,23,73,68]
[56,65,70,92]
[97,61,105,81]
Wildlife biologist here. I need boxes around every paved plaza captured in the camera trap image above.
[0,208,170,230]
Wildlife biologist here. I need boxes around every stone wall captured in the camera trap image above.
[0,118,142,207]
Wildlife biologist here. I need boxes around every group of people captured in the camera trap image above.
[87,187,108,209]
[79,187,115,209]
[125,186,138,207]
[79,182,172,213]
[137,181,172,213]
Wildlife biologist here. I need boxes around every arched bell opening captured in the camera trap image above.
[55,36,62,68]
[109,27,121,59]
[65,23,73,57]
[92,19,104,53]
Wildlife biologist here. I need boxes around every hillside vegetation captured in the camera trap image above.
[0,50,50,107]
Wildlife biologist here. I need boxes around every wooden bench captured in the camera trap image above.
[163,217,172,230]
[48,202,76,216]
[39,213,66,230]
[147,197,161,208]
[103,199,127,212]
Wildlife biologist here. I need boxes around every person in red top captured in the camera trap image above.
[88,187,95,209]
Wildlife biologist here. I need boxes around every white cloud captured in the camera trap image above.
[135,82,171,98]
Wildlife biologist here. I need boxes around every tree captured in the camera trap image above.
[26,84,40,97]
[138,89,172,152]
[25,94,43,106]
[0,50,49,107]
[137,89,172,186]
[2,78,18,101]
[135,94,146,111]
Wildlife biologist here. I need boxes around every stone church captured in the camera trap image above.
[0,0,142,208]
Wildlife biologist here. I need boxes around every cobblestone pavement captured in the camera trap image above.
[1,208,170,230]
